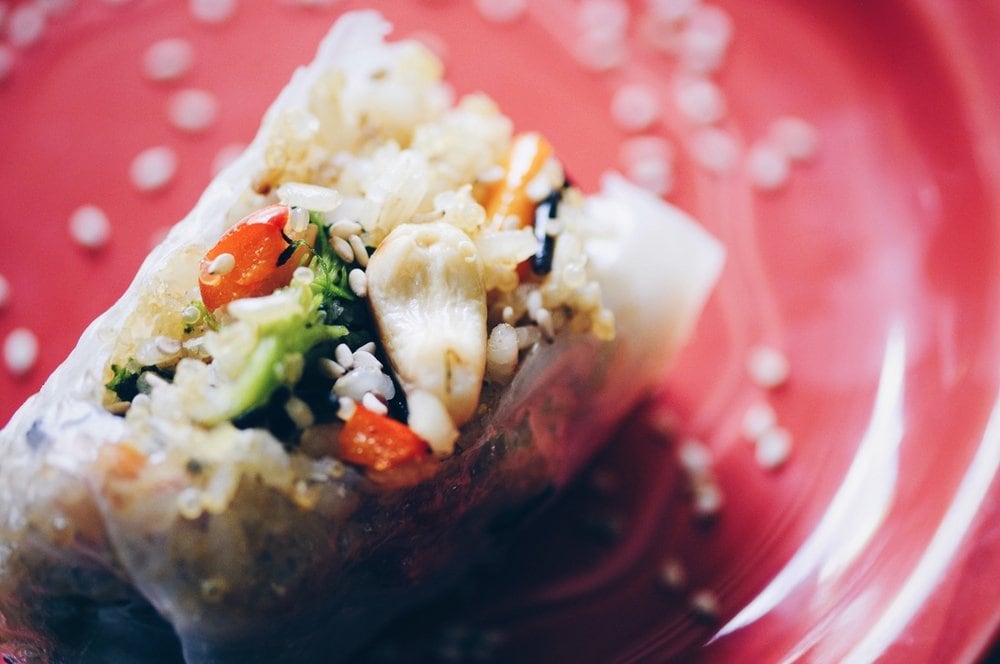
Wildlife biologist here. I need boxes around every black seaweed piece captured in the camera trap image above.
[531,189,562,275]
[105,363,175,405]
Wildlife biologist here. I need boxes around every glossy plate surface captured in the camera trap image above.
[1,0,998,661]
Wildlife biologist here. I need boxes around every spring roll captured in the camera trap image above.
[0,11,723,663]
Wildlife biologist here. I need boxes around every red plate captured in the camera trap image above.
[2,0,998,661]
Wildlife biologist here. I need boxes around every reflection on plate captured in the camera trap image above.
[1,0,998,661]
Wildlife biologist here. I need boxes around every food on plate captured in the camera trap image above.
[0,11,723,662]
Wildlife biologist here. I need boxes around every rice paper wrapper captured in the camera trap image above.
[0,11,724,662]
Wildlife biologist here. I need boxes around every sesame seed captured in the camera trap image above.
[181,305,201,325]
[535,307,555,339]
[361,392,388,415]
[319,357,346,379]
[691,481,724,517]
[352,349,382,370]
[168,88,218,134]
[473,0,527,24]
[285,397,315,429]
[287,206,310,234]
[129,146,177,192]
[690,127,739,174]
[0,273,9,309]
[526,290,543,317]
[572,29,628,72]
[330,220,362,239]
[768,115,819,162]
[206,252,235,276]
[7,3,46,48]
[741,401,777,441]
[658,557,687,590]
[618,136,674,196]
[348,268,367,298]
[673,76,726,125]
[577,0,630,37]
[678,5,733,73]
[677,438,712,474]
[348,235,369,267]
[336,396,357,421]
[292,266,314,285]
[143,37,194,82]
[747,141,791,191]
[746,344,790,388]
[211,142,245,176]
[690,589,721,619]
[189,0,237,24]
[501,305,515,325]
[334,343,354,369]
[68,204,111,249]
[610,82,661,133]
[332,236,355,263]
[624,154,673,196]
[4,327,38,376]
[755,426,792,469]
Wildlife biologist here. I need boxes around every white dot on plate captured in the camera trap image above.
[755,426,792,470]
[677,4,733,73]
[658,556,687,590]
[690,127,739,173]
[68,204,111,249]
[768,115,819,162]
[189,0,237,24]
[740,401,777,441]
[0,273,9,309]
[474,0,527,24]
[747,141,790,191]
[7,3,46,48]
[625,154,673,196]
[610,82,661,132]
[211,142,245,175]
[168,88,218,133]
[691,481,723,517]
[130,146,178,193]
[677,438,713,476]
[573,29,628,72]
[143,37,194,82]
[746,344,790,388]
[690,588,721,618]
[577,0,630,40]
[673,76,726,125]
[4,327,39,376]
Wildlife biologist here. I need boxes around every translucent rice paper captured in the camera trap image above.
[0,11,723,663]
